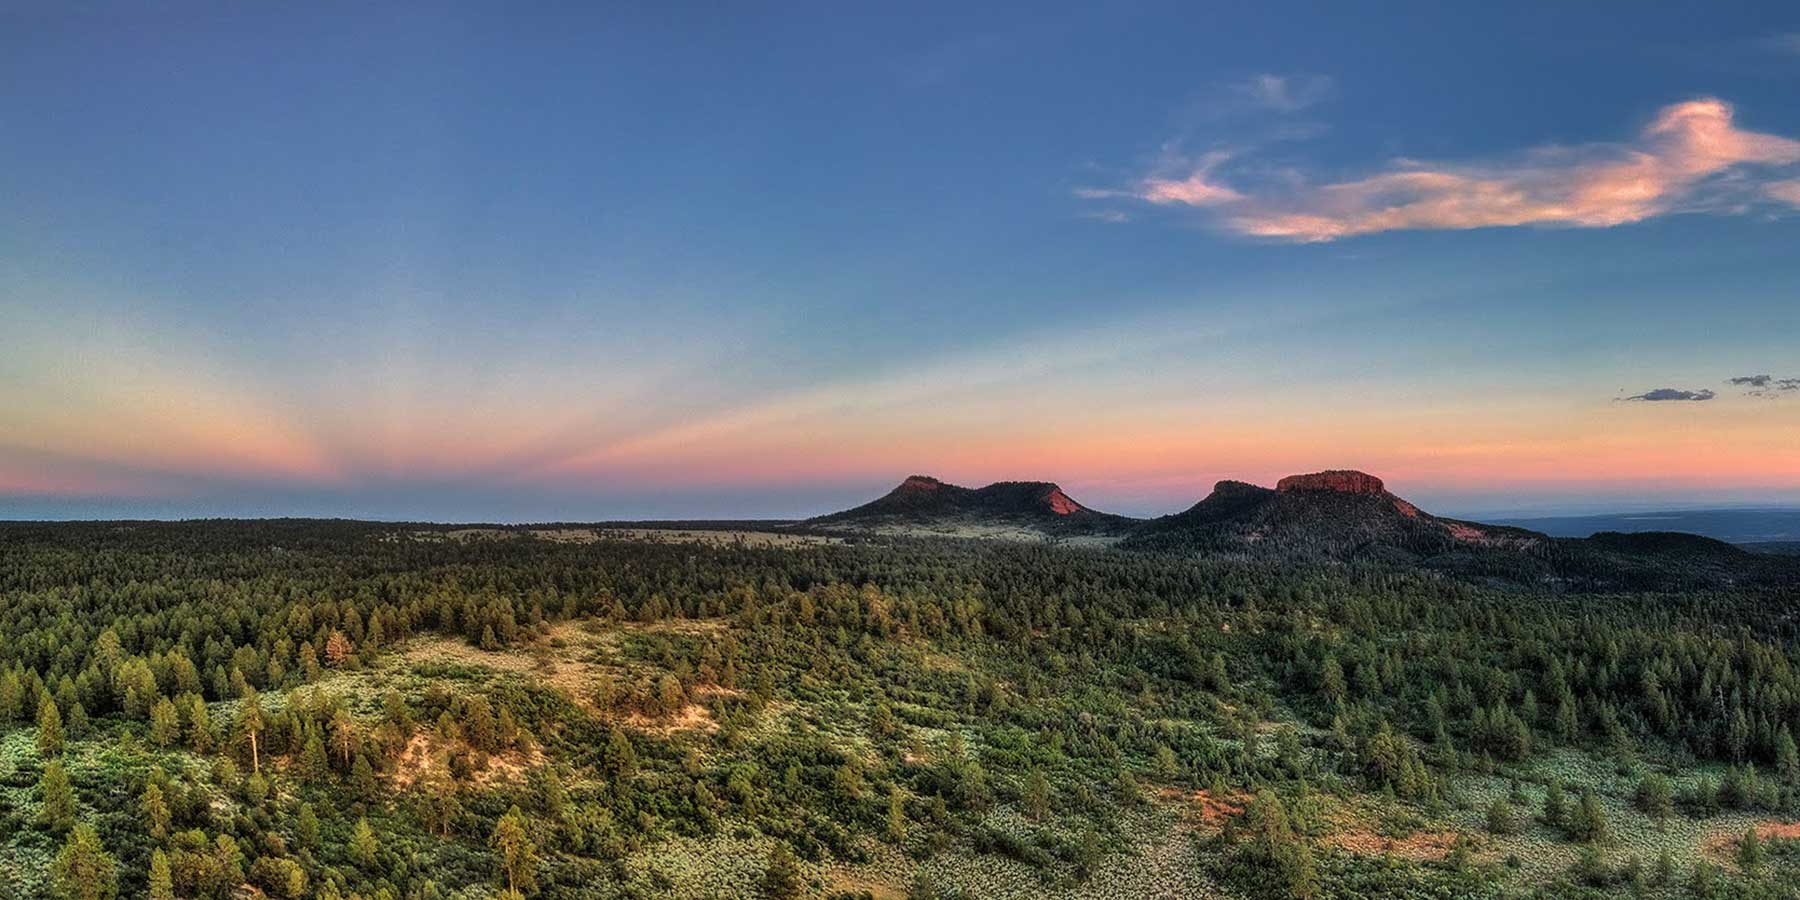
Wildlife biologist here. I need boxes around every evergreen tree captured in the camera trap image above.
[140,781,171,842]
[295,802,321,851]
[237,689,265,775]
[1738,826,1764,875]
[39,758,77,832]
[350,816,380,869]
[1023,769,1051,821]
[762,843,804,900]
[148,696,180,747]
[1566,790,1610,844]
[491,805,540,895]
[885,789,907,842]
[147,849,175,900]
[1635,772,1673,827]
[1486,798,1518,835]
[603,727,636,777]
[51,824,118,900]
[38,692,65,755]
[1541,779,1566,827]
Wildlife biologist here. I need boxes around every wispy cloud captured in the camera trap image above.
[1767,180,1800,206]
[1235,74,1335,113]
[1620,387,1716,402]
[1731,374,1800,397]
[1760,32,1800,56]
[1095,98,1800,242]
[1135,150,1243,206]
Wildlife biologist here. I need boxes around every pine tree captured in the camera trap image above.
[299,732,331,783]
[604,727,636,777]
[762,843,804,900]
[148,697,181,747]
[51,824,118,900]
[1739,826,1765,875]
[324,630,354,668]
[351,752,380,801]
[1567,790,1610,844]
[184,695,213,753]
[238,689,265,775]
[38,692,65,755]
[1486,798,1518,835]
[39,759,77,832]
[147,850,174,900]
[296,802,321,851]
[1541,779,1566,827]
[140,782,171,842]
[350,816,380,869]
[1023,770,1051,821]
[1777,726,1800,785]
[331,708,358,769]
[491,805,540,895]
[885,789,907,842]
[1635,773,1673,827]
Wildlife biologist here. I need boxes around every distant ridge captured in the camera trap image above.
[1491,508,1800,544]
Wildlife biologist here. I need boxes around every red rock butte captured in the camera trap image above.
[1276,470,1386,495]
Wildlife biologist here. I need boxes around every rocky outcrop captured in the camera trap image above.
[1042,486,1082,515]
[1276,470,1386,495]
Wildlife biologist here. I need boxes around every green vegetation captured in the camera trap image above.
[1,519,1799,898]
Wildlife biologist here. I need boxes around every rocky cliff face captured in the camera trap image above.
[1042,486,1082,515]
[1276,470,1386,495]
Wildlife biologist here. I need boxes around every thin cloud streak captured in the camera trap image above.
[1236,74,1335,113]
[1106,98,1800,241]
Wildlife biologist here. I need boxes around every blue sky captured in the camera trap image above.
[3,1,1799,520]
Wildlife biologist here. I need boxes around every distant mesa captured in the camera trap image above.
[806,474,1133,539]
[1276,470,1385,495]
[897,475,943,493]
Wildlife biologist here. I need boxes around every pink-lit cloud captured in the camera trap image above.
[1112,98,1800,242]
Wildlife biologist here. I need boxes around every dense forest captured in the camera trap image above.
[2,519,1800,899]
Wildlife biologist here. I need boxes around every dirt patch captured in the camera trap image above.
[921,650,968,673]
[825,870,905,900]
[624,701,718,734]
[1162,788,1247,829]
[399,630,598,701]
[1702,820,1800,865]
[390,732,545,789]
[397,620,737,733]
[1326,827,1460,862]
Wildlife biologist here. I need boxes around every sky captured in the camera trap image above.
[3,1,1799,521]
